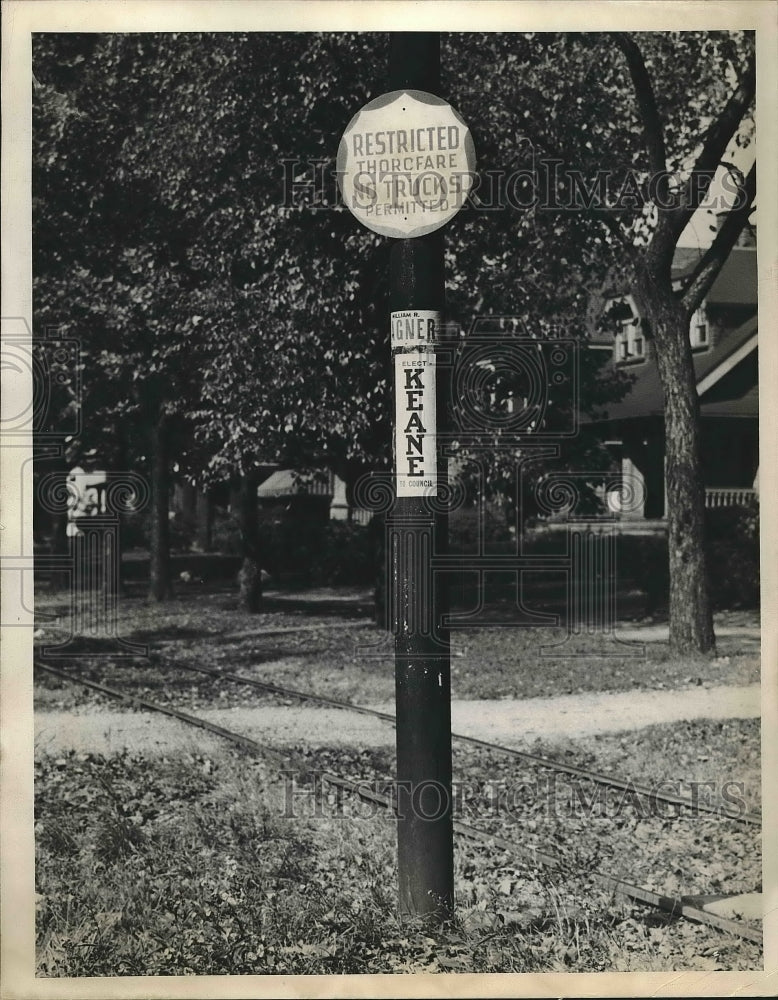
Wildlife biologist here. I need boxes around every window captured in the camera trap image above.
[609,297,647,363]
[615,320,645,362]
[628,322,645,358]
[690,307,709,349]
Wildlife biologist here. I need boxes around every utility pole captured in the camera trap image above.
[338,31,474,922]
[388,32,453,921]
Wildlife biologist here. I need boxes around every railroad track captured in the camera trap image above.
[35,657,762,945]
[149,647,760,827]
[37,638,760,827]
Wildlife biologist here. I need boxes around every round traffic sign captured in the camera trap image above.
[337,90,476,239]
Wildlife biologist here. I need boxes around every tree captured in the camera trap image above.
[611,33,754,652]
[236,466,263,612]
[32,32,395,606]
[33,34,220,601]
[441,31,755,653]
[32,31,657,619]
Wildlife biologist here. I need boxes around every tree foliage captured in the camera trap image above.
[33,31,631,485]
[32,31,755,639]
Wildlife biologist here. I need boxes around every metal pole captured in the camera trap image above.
[388,32,454,921]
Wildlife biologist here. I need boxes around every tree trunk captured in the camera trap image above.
[114,420,129,595]
[149,414,171,601]
[32,453,66,590]
[238,471,262,612]
[636,273,715,653]
[179,482,195,518]
[195,488,213,552]
[53,498,71,591]
[368,511,388,627]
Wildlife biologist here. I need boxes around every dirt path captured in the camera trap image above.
[34,682,760,757]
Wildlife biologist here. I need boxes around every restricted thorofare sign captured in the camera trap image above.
[392,310,439,496]
[337,90,476,238]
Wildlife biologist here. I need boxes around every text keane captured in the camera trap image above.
[403,369,428,477]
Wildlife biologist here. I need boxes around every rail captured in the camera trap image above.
[34,659,763,945]
[705,488,757,508]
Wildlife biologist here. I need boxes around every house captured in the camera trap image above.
[64,466,108,535]
[586,236,758,520]
[214,235,758,533]
[256,468,372,525]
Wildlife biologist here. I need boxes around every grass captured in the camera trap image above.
[35,745,762,976]
[33,587,760,711]
[453,720,761,900]
[33,586,763,975]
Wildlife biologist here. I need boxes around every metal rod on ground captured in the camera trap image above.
[139,650,760,826]
[36,660,762,946]
[388,32,454,921]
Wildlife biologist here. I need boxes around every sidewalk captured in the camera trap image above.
[34,682,760,757]
[615,624,760,643]
[445,682,760,743]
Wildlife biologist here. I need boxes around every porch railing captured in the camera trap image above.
[705,487,757,508]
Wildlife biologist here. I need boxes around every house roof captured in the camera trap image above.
[672,246,757,306]
[588,313,758,422]
[257,469,333,498]
[257,470,297,497]
[590,247,757,349]
[700,383,758,418]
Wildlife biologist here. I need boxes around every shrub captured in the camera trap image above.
[615,534,669,614]
[116,508,197,553]
[448,505,515,554]
[257,516,319,586]
[119,510,149,551]
[168,510,197,553]
[316,521,374,586]
[256,517,374,588]
[601,505,760,613]
[211,509,242,555]
[704,503,760,610]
